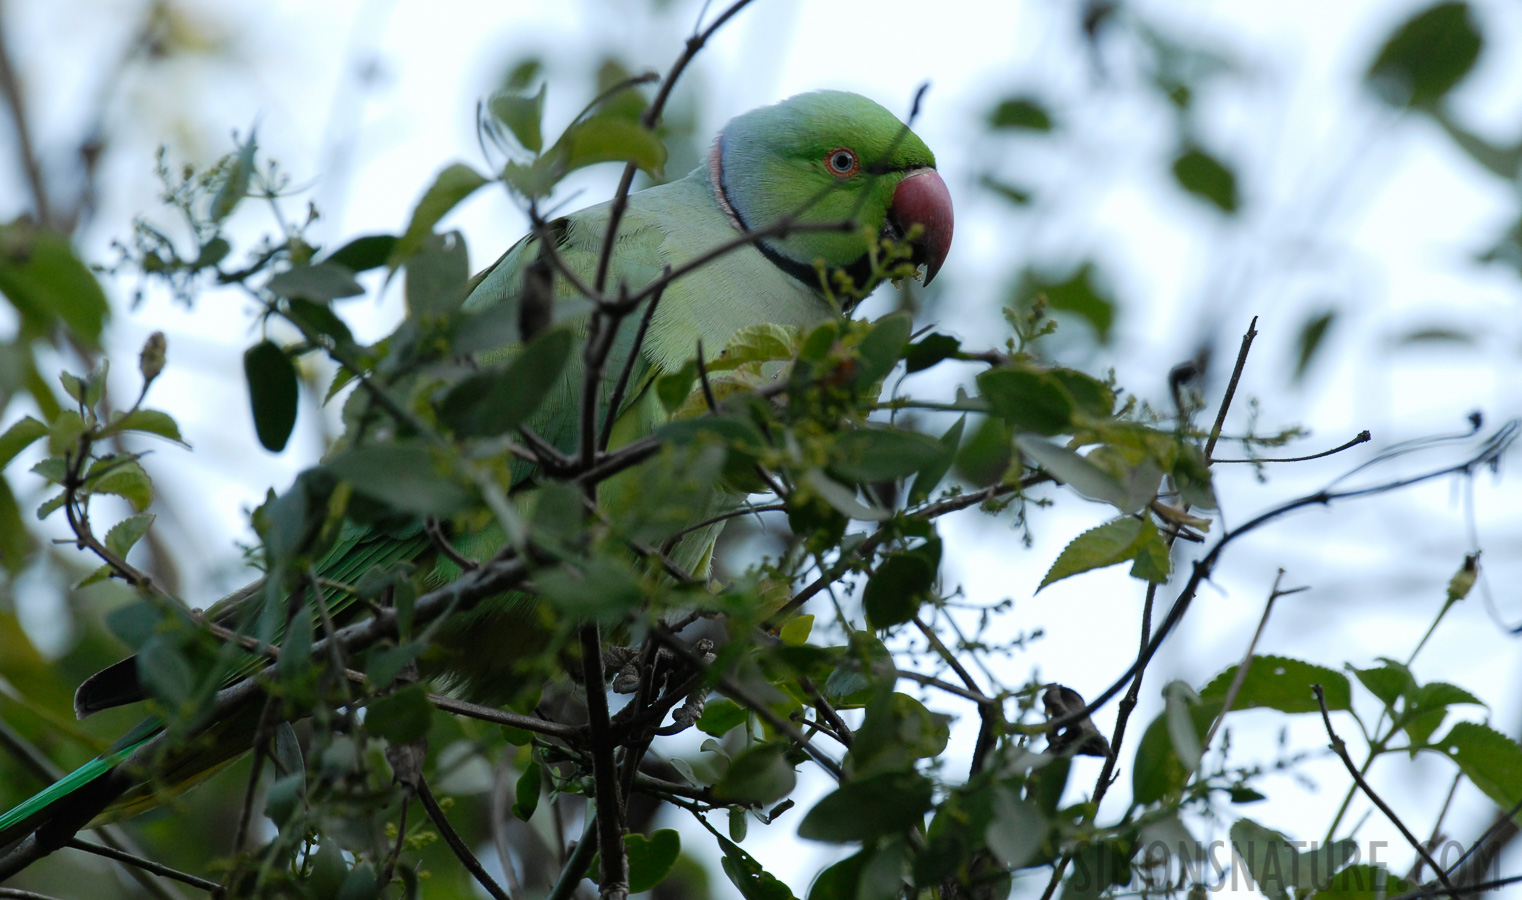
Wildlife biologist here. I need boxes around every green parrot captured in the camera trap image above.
[0,90,952,862]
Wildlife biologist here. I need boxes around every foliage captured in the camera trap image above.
[0,2,1520,900]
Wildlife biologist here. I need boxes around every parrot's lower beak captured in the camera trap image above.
[889,168,954,284]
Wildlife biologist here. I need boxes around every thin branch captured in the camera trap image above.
[63,840,220,894]
[1198,569,1298,757]
[427,693,584,742]
[593,0,759,293]
[1204,315,1257,461]
[1313,685,1459,900]
[416,776,512,900]
[650,626,844,779]
[426,517,478,571]
[579,624,629,899]
[1212,430,1371,464]
[0,19,52,228]
[598,273,669,453]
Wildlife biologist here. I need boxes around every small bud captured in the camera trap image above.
[139,331,167,387]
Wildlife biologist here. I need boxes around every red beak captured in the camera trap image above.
[890,168,954,284]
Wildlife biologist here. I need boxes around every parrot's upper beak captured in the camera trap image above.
[889,168,954,284]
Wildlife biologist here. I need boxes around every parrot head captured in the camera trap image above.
[710,90,954,293]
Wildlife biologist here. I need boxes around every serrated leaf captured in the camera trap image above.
[244,340,299,452]
[1435,721,1522,812]
[1039,516,1144,590]
[104,514,155,559]
[102,408,186,445]
[89,459,153,511]
[1200,655,1352,713]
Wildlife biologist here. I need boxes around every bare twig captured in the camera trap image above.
[1198,569,1301,757]
[63,840,220,894]
[1213,430,1371,464]
[1204,315,1257,461]
[416,776,512,900]
[1313,685,1459,900]
[579,623,629,899]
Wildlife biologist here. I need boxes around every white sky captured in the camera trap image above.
[4,0,1522,896]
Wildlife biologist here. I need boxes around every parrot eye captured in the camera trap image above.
[826,148,859,177]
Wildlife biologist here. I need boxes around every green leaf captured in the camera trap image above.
[1039,516,1147,590]
[1435,721,1522,813]
[625,829,680,894]
[778,615,813,647]
[1163,681,1204,773]
[46,409,85,456]
[0,222,110,348]
[534,557,642,622]
[558,116,666,178]
[1199,655,1352,714]
[322,234,397,272]
[405,230,469,317]
[1132,699,1217,805]
[831,427,949,484]
[907,416,964,507]
[0,417,47,469]
[101,409,186,445]
[489,86,546,154]
[210,130,257,223]
[88,458,153,511]
[954,416,1012,487]
[1022,263,1115,343]
[438,327,574,437]
[697,698,748,737]
[366,685,433,744]
[1312,864,1411,899]
[714,744,796,805]
[324,444,474,516]
[104,514,154,559]
[0,478,32,573]
[716,835,796,900]
[1172,146,1239,214]
[855,313,913,385]
[904,332,961,373]
[806,852,866,900]
[513,760,541,821]
[849,691,950,777]
[990,97,1052,131]
[1016,436,1131,511]
[979,367,1085,435]
[863,554,935,629]
[286,299,355,349]
[1367,1,1482,109]
[985,789,1045,868]
[244,340,299,452]
[797,771,933,842]
[276,602,314,688]
[1294,310,1336,382]
[1229,818,1297,900]
[267,263,364,302]
[1351,660,1411,709]
[802,469,891,522]
[389,164,489,268]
